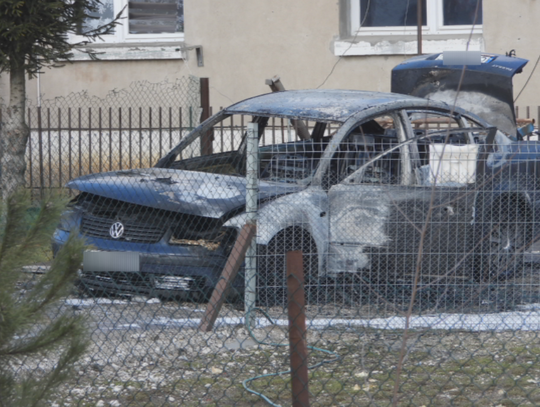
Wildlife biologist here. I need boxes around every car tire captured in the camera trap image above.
[257,228,318,307]
[483,206,532,280]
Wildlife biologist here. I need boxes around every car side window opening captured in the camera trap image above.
[259,120,338,184]
[404,110,482,187]
[330,114,402,186]
[163,107,492,189]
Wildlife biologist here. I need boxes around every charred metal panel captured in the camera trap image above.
[392,53,528,137]
[224,187,329,276]
[225,90,424,123]
[329,186,391,246]
[328,245,371,274]
[477,140,540,238]
[381,188,475,283]
[67,168,301,219]
[328,184,390,275]
[328,183,474,280]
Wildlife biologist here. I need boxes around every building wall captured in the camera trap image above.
[2,0,539,115]
[185,0,401,107]
[482,0,540,112]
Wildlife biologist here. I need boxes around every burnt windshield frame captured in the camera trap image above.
[155,113,269,170]
[155,111,228,168]
[156,112,338,180]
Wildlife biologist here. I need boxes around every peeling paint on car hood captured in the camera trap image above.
[66,168,302,218]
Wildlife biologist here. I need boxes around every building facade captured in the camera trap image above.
[1,0,539,113]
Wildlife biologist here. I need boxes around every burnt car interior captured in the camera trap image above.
[333,118,401,185]
[258,117,404,185]
[160,108,490,189]
[345,127,494,187]
[160,112,404,185]
[167,116,270,177]
[259,134,330,183]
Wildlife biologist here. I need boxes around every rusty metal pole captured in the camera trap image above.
[200,78,213,155]
[199,224,256,332]
[265,76,311,140]
[286,250,310,407]
[417,0,423,55]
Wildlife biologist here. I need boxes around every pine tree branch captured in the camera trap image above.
[0,191,87,406]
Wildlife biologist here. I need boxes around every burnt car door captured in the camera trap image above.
[327,109,481,291]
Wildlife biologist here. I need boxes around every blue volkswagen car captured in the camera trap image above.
[54,54,540,302]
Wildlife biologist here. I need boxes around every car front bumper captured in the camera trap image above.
[53,229,244,298]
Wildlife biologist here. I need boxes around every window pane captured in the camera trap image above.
[80,0,115,34]
[359,0,427,27]
[129,0,184,34]
[443,0,482,25]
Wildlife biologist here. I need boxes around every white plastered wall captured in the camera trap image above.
[2,0,538,112]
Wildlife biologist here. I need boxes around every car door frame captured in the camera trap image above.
[326,108,491,279]
[324,108,412,276]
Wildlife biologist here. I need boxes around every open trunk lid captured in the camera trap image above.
[392,53,528,137]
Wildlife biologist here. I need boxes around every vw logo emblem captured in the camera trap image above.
[109,222,125,239]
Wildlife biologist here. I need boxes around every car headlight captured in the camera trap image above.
[168,236,221,250]
[168,228,236,251]
[57,207,82,232]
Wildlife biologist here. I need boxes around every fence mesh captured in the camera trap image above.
[5,90,540,406]
[1,77,202,192]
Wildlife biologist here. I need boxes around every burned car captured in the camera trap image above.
[53,86,540,303]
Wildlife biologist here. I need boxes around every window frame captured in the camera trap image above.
[338,0,483,56]
[69,0,185,58]
[350,0,482,37]
[322,110,411,187]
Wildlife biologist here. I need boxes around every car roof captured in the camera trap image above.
[224,89,427,123]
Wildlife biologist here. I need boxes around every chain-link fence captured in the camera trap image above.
[1,76,202,194]
[6,88,540,406]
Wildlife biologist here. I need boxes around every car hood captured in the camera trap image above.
[66,168,303,219]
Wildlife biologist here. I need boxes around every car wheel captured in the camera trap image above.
[486,208,531,280]
[257,228,318,307]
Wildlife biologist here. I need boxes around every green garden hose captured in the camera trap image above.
[242,307,340,407]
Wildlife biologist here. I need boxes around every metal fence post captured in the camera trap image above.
[287,250,310,407]
[37,107,44,198]
[245,122,258,328]
[200,77,212,155]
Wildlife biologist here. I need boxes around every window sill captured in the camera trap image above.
[333,35,484,56]
[71,42,186,61]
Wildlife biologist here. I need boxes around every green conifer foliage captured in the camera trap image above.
[0,0,123,198]
[0,190,87,407]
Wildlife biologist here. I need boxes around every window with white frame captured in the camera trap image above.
[336,0,483,56]
[71,0,185,60]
